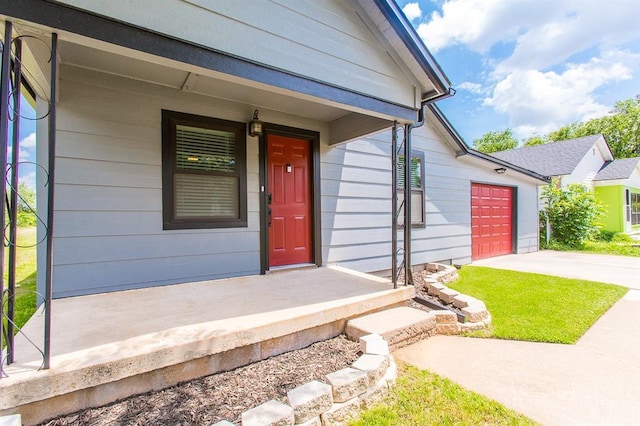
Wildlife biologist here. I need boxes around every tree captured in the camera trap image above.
[472,129,518,153]
[522,135,547,147]
[16,182,37,227]
[540,183,604,248]
[546,95,640,158]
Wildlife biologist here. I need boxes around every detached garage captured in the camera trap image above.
[471,183,514,260]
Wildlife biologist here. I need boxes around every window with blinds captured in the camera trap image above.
[162,110,247,229]
[397,151,425,227]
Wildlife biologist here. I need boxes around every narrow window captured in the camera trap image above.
[397,151,426,227]
[631,192,640,226]
[162,110,247,229]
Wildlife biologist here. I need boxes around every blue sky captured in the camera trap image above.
[11,96,38,189]
[397,0,640,145]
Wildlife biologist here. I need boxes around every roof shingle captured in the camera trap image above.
[594,157,640,181]
[492,135,604,177]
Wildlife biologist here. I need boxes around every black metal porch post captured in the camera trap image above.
[7,36,22,364]
[0,21,13,377]
[43,32,57,370]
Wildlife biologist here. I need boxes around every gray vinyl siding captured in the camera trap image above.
[44,65,270,298]
[53,0,419,109]
[45,64,538,297]
[321,123,541,271]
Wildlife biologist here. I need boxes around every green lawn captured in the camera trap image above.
[351,365,537,426]
[576,240,640,257]
[448,266,628,344]
[2,227,38,333]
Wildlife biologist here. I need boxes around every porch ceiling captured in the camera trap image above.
[58,39,350,123]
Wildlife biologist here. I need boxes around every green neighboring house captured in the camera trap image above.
[593,157,640,233]
[492,135,640,234]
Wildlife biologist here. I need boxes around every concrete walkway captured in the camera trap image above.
[472,250,640,289]
[396,290,640,425]
[395,252,640,425]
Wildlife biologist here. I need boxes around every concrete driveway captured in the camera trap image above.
[395,251,640,425]
[472,250,640,289]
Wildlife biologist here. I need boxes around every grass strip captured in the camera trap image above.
[2,227,38,334]
[351,364,537,426]
[449,266,628,344]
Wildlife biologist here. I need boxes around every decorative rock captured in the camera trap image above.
[452,294,474,309]
[382,356,397,386]
[427,282,445,296]
[298,417,322,426]
[351,354,389,384]
[242,400,294,426]
[460,321,487,332]
[437,287,459,304]
[433,310,457,324]
[359,380,387,410]
[436,323,461,335]
[0,415,22,426]
[359,334,389,356]
[345,307,436,349]
[461,305,489,322]
[417,277,437,292]
[320,398,360,426]
[287,380,333,424]
[325,368,369,403]
[426,263,446,272]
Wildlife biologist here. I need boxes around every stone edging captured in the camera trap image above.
[214,333,396,426]
[419,263,492,334]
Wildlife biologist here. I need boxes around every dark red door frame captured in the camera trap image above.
[258,124,321,273]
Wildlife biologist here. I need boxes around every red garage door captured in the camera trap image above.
[471,183,514,260]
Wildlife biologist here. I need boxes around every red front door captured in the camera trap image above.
[471,183,514,260]
[267,134,312,267]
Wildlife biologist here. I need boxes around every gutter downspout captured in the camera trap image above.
[403,89,454,285]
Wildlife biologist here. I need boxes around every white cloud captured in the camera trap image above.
[417,0,640,60]
[20,132,36,149]
[416,0,558,53]
[484,56,632,137]
[6,133,37,162]
[457,81,487,95]
[413,0,640,138]
[402,2,422,22]
[494,1,640,75]
[20,171,36,190]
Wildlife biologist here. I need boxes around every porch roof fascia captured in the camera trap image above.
[0,0,419,122]
[364,0,453,101]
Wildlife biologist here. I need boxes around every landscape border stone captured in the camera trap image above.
[229,334,396,426]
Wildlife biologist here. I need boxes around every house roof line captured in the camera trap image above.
[370,0,452,100]
[594,157,640,181]
[427,104,550,183]
[0,0,425,121]
[492,134,614,177]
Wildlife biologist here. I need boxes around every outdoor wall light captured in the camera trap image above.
[249,109,264,137]
[494,167,507,174]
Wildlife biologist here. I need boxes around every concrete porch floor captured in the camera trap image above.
[1,266,413,424]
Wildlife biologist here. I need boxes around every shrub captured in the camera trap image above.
[597,230,617,242]
[612,233,632,243]
[540,183,604,247]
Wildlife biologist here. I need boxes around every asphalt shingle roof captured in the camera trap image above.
[492,135,603,177]
[594,157,640,181]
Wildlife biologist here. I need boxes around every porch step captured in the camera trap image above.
[345,307,436,349]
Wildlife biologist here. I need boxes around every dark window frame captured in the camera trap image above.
[397,150,426,228]
[631,191,640,226]
[162,110,247,230]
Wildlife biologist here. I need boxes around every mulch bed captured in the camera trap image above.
[41,336,360,426]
